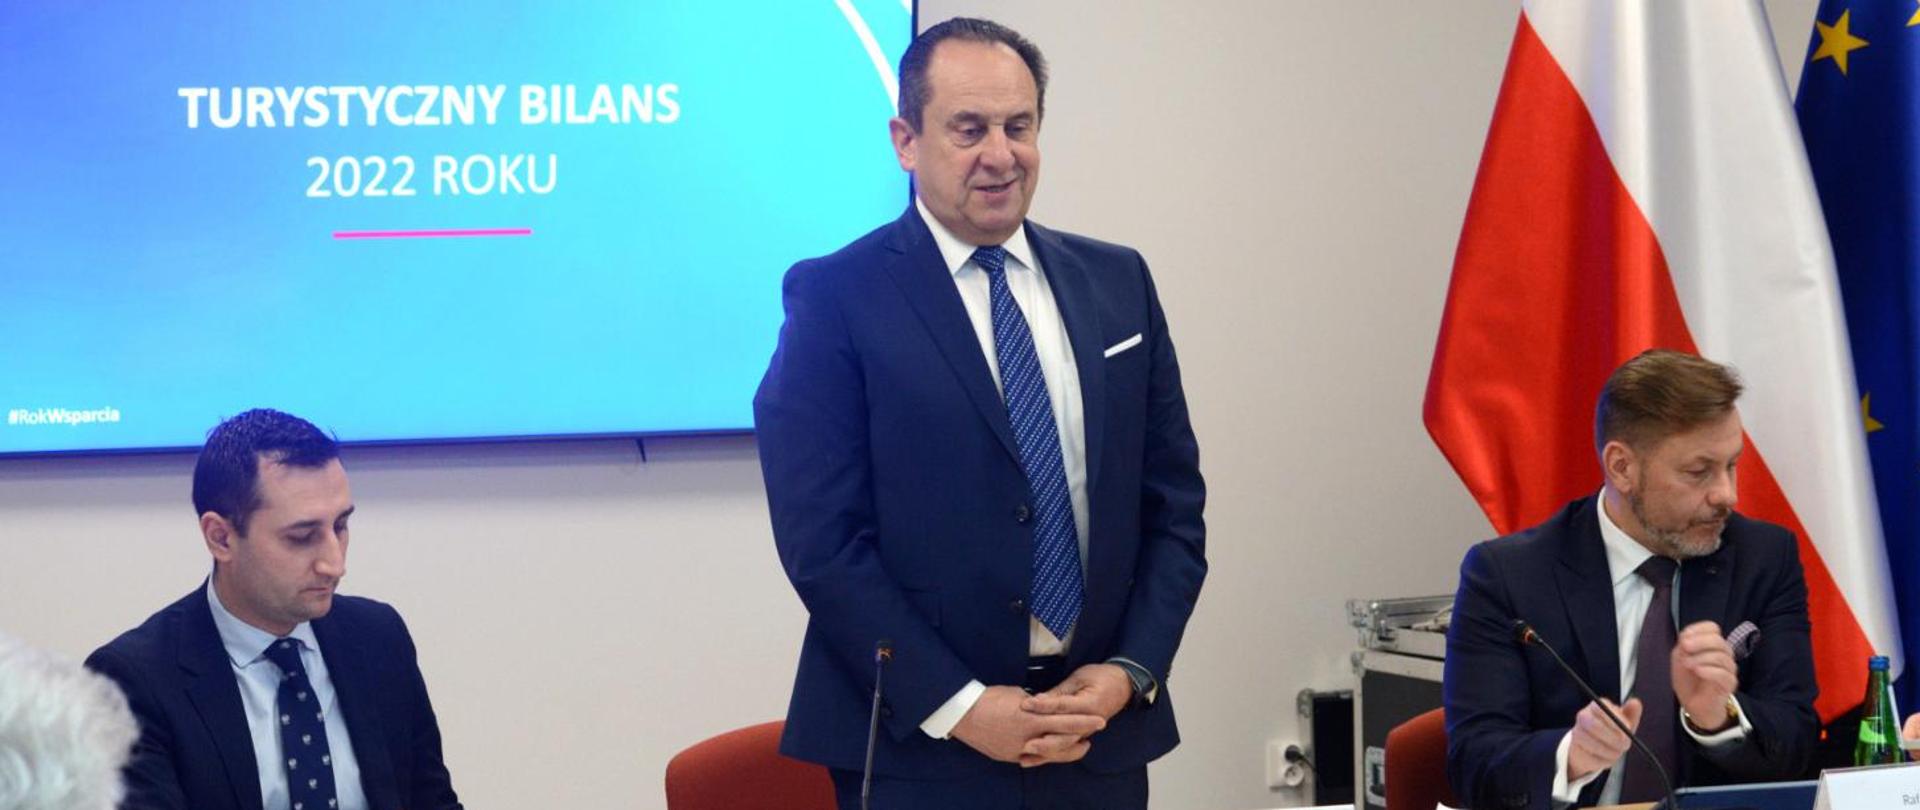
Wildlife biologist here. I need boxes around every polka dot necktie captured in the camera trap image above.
[263,638,339,810]
[973,245,1083,639]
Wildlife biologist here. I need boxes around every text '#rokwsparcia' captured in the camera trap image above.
[7,407,121,427]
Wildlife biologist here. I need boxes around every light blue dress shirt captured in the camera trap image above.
[206,579,368,810]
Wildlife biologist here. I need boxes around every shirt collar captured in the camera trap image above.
[205,576,320,669]
[914,196,1039,278]
[1595,487,1659,587]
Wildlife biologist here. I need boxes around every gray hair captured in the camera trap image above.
[0,633,138,810]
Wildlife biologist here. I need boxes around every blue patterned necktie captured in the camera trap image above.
[973,245,1083,640]
[263,638,339,810]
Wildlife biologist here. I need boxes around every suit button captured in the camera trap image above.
[1008,598,1026,615]
[1014,505,1032,524]
[880,704,893,718]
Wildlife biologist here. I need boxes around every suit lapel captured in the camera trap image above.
[1677,533,1734,630]
[1026,221,1107,495]
[881,208,1021,462]
[1673,529,1734,787]
[1026,220,1114,638]
[1554,499,1623,701]
[179,590,265,810]
[314,615,399,810]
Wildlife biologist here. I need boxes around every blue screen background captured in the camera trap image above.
[0,1,912,452]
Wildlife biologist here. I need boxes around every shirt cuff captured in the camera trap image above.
[1105,656,1155,701]
[1552,731,1606,806]
[921,679,987,739]
[1681,695,1753,747]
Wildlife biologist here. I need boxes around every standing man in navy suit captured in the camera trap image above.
[754,16,1207,810]
[87,409,462,810]
[1445,351,1818,809]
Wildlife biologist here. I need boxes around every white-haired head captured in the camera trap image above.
[0,633,138,810]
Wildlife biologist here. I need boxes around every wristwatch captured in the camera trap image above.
[1682,695,1741,734]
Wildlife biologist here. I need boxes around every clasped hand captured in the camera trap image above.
[1671,621,1738,732]
[951,664,1134,768]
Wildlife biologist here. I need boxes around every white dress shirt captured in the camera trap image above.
[1550,491,1751,807]
[207,579,368,810]
[910,198,1092,739]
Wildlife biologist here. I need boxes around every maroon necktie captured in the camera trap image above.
[1621,555,1679,802]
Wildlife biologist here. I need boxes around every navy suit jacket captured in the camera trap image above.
[753,207,1207,779]
[86,588,462,810]
[1443,496,1818,810]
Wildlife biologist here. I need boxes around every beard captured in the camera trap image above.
[1628,485,1728,559]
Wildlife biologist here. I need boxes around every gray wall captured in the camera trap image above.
[0,2,1820,808]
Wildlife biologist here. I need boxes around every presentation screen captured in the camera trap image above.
[0,1,914,454]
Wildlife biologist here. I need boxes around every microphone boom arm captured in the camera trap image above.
[1512,619,1679,810]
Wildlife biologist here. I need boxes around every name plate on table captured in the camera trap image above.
[1812,761,1920,810]
[1669,779,1816,810]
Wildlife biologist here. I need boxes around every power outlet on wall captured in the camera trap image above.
[1265,740,1308,789]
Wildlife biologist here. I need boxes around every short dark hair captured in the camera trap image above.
[897,17,1048,132]
[1594,349,1744,453]
[192,409,339,535]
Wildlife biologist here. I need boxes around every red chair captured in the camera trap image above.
[1386,707,1458,810]
[665,721,836,810]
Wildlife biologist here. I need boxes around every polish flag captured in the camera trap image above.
[1424,1,1902,721]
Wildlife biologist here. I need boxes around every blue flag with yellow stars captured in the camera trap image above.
[1796,2,1920,715]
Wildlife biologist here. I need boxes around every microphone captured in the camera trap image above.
[1512,619,1679,810]
[861,639,893,810]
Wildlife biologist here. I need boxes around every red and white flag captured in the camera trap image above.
[1425,1,1902,721]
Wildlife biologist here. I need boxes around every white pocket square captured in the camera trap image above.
[1103,334,1144,358]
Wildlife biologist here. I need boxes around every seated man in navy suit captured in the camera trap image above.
[87,408,462,810]
[754,15,1206,810]
[1445,350,1817,809]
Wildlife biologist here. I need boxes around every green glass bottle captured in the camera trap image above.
[1853,655,1901,766]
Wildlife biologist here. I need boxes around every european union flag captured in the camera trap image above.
[1797,3,1920,714]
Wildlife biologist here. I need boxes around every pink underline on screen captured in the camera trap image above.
[332,228,533,240]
